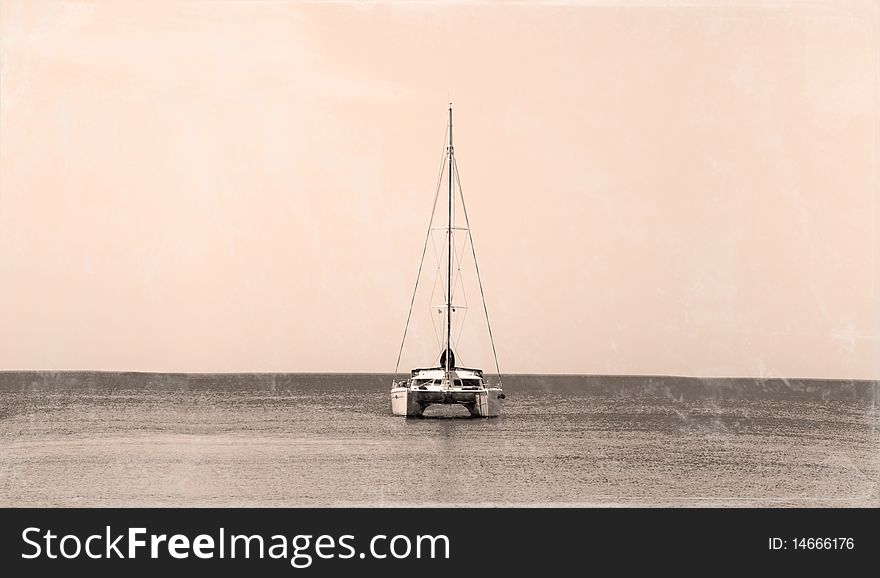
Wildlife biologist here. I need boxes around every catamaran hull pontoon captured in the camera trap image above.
[391,366,504,417]
[391,386,504,417]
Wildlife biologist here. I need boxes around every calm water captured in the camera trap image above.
[1,373,877,507]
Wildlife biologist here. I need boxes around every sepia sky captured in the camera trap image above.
[0,0,878,378]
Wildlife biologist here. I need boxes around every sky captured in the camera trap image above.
[0,0,878,378]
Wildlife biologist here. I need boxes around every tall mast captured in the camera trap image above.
[446,104,453,377]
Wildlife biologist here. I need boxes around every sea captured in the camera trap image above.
[1,372,877,507]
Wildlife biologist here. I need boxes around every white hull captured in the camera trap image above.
[391,385,504,418]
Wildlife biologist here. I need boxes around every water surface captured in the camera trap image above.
[1,372,877,506]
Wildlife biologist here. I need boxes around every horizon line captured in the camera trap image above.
[0,369,877,383]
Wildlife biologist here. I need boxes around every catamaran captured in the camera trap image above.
[391,105,505,417]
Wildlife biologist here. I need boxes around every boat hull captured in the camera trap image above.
[391,386,503,418]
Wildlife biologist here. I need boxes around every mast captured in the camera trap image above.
[446,104,453,378]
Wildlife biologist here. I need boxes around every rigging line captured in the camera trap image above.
[449,229,461,296]
[459,234,470,310]
[450,238,461,306]
[449,257,468,346]
[451,252,470,363]
[428,232,446,307]
[427,245,444,354]
[428,163,452,304]
[429,303,443,352]
[429,233,445,307]
[448,194,471,307]
[428,262,444,315]
[428,192,445,272]
[456,222,471,266]
[429,226,441,268]
[394,127,449,374]
[450,228,470,307]
[453,156,503,385]
[428,227,445,309]
[450,231,469,357]
[454,307,469,356]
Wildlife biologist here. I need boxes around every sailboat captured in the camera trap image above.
[391,105,505,418]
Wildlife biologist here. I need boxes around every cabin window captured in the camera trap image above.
[463,379,481,387]
[453,379,463,387]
